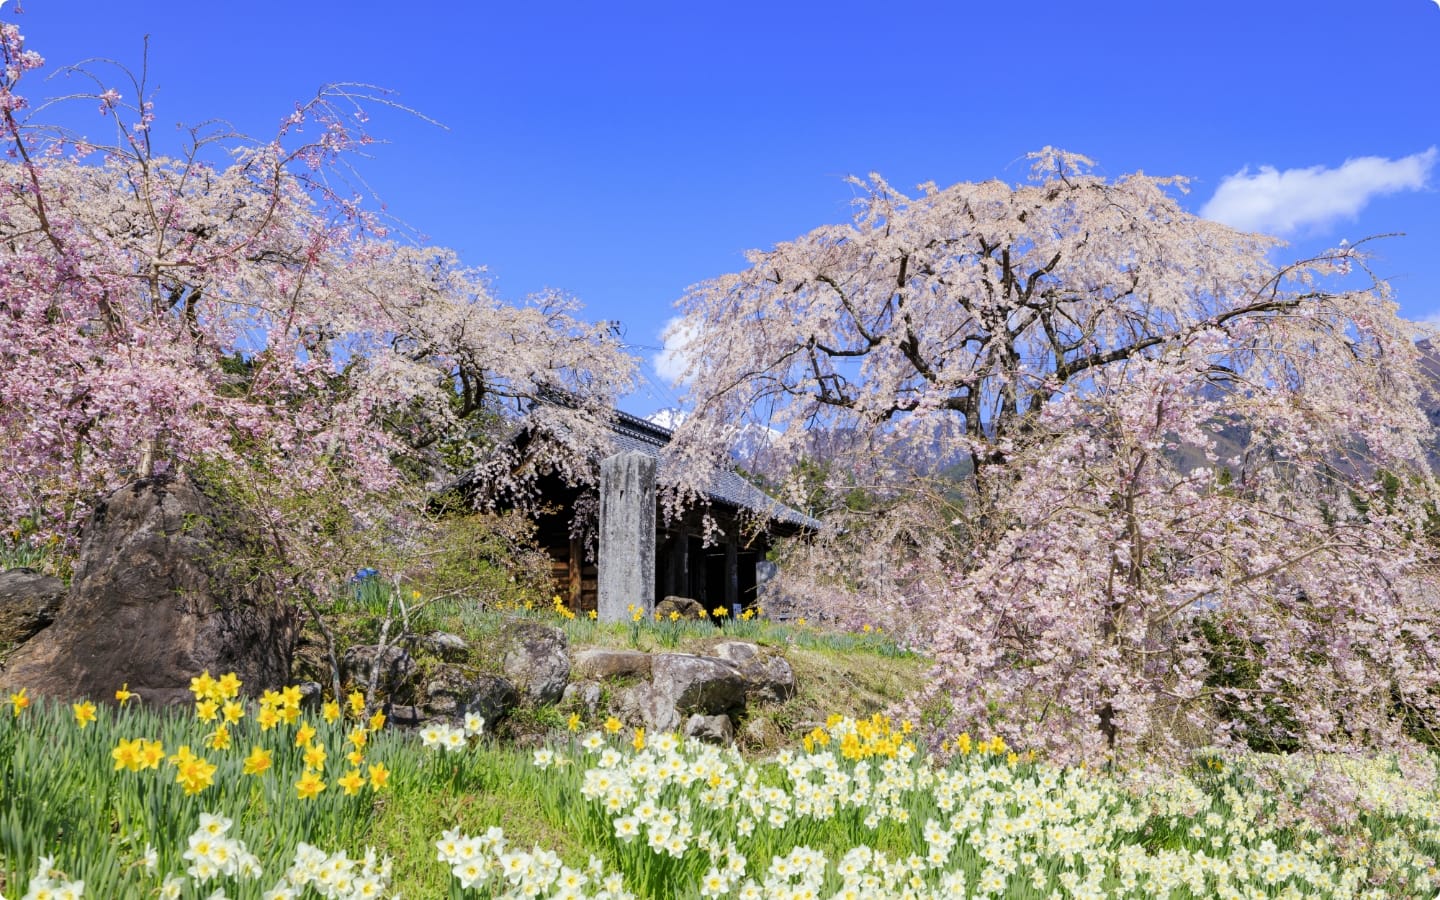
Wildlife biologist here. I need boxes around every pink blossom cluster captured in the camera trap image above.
[666,148,1440,764]
[0,25,633,577]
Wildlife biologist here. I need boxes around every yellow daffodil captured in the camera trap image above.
[168,744,198,768]
[322,700,341,723]
[632,728,646,751]
[257,706,280,731]
[189,671,218,702]
[138,739,165,770]
[347,690,365,717]
[242,746,272,776]
[195,699,219,722]
[207,724,231,751]
[603,716,622,734]
[295,722,316,747]
[567,712,581,732]
[221,700,245,724]
[303,743,327,772]
[368,709,386,732]
[115,683,136,705]
[280,685,303,709]
[346,748,365,767]
[112,738,143,772]
[9,687,29,716]
[347,727,368,749]
[367,761,390,790]
[295,770,326,800]
[175,754,216,795]
[215,672,242,699]
[72,700,97,729]
[337,768,365,796]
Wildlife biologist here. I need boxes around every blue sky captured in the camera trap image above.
[9,0,1439,416]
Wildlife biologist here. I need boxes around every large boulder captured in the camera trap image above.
[650,653,747,715]
[655,596,706,620]
[684,713,735,745]
[572,648,651,680]
[500,622,570,705]
[342,644,416,700]
[416,631,470,662]
[561,680,602,718]
[615,682,678,731]
[617,653,747,732]
[0,568,65,647]
[424,666,518,725]
[711,640,797,704]
[0,475,296,706]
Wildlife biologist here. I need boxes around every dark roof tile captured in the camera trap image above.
[611,411,821,530]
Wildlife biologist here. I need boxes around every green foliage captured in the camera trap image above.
[411,511,556,615]
[0,519,67,580]
[0,695,399,897]
[1195,615,1302,754]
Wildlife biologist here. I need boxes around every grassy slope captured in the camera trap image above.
[361,617,929,893]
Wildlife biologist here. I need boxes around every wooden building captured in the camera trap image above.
[527,412,819,614]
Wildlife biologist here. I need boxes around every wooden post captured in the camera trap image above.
[724,535,738,612]
[675,530,689,598]
[567,536,582,610]
[661,532,675,597]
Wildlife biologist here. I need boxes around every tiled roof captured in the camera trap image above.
[608,411,822,531]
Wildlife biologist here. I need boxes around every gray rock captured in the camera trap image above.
[561,680,601,718]
[0,474,296,706]
[712,641,796,704]
[386,704,423,729]
[425,666,517,725]
[572,648,652,680]
[655,595,706,620]
[614,681,679,732]
[618,653,747,731]
[650,653,747,716]
[296,681,324,712]
[342,644,416,700]
[501,622,570,705]
[684,713,734,745]
[418,631,469,662]
[0,568,65,646]
[710,641,760,665]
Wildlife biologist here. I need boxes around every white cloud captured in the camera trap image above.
[1200,148,1436,235]
[653,316,699,385]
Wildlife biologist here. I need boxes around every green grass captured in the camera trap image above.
[3,683,1440,898]
[9,604,1437,899]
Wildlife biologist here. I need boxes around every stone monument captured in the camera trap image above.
[597,450,655,623]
